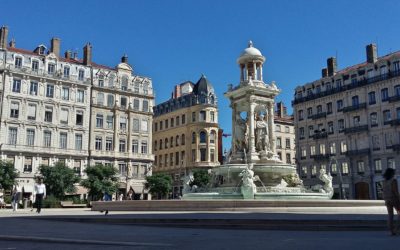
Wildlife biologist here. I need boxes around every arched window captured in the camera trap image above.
[176,135,180,146]
[170,136,174,147]
[159,139,163,150]
[192,132,196,144]
[210,130,216,144]
[121,76,128,91]
[165,138,168,148]
[143,82,148,94]
[181,134,185,145]
[154,141,157,151]
[200,131,207,143]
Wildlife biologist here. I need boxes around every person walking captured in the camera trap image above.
[11,186,20,212]
[383,168,400,235]
[34,178,46,214]
[102,191,112,215]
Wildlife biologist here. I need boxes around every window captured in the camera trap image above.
[301,147,307,158]
[165,138,169,149]
[77,90,84,103]
[47,63,55,74]
[120,96,127,109]
[200,148,206,162]
[317,105,322,114]
[342,162,349,175]
[59,132,68,149]
[170,118,175,128]
[326,103,332,114]
[301,166,308,177]
[107,94,114,107]
[181,134,185,145]
[210,111,215,122]
[105,137,113,151]
[43,131,51,147]
[276,137,282,148]
[210,131,216,144]
[75,134,82,150]
[74,160,81,175]
[133,99,139,110]
[396,85,400,97]
[60,108,68,124]
[8,127,17,145]
[357,161,365,174]
[383,110,391,124]
[96,114,103,128]
[141,120,148,132]
[397,107,400,119]
[331,163,337,174]
[307,107,313,117]
[32,60,39,72]
[76,110,83,126]
[155,122,158,132]
[286,153,291,164]
[170,136,174,147]
[310,145,316,156]
[141,141,148,154]
[78,69,84,81]
[351,95,359,106]
[95,136,102,150]
[10,102,19,118]
[381,88,389,102]
[374,159,382,173]
[143,83,148,94]
[12,79,21,93]
[174,152,180,166]
[182,114,186,124]
[192,132,196,144]
[329,142,336,154]
[63,66,70,78]
[200,131,207,143]
[119,139,126,152]
[351,74,357,84]
[46,84,54,98]
[97,93,104,106]
[340,141,347,153]
[118,163,126,176]
[119,116,127,131]
[298,110,304,120]
[394,61,400,72]
[311,166,317,177]
[370,112,378,127]
[285,138,291,149]
[368,91,376,105]
[44,107,53,122]
[30,81,38,95]
[276,125,281,132]
[121,76,128,91]
[106,115,113,129]
[154,140,158,151]
[353,116,360,126]
[308,126,314,137]
[132,140,138,153]
[142,100,149,112]
[199,111,206,121]
[165,119,169,129]
[372,135,380,150]
[131,118,139,132]
[61,87,69,100]
[24,157,33,173]
[134,82,139,93]
[380,65,387,75]
[41,158,49,166]
[367,69,374,79]
[192,112,196,122]
[98,75,104,87]
[28,103,36,120]
[15,57,22,68]
[338,119,345,132]
[26,129,35,146]
[337,100,343,111]
[299,127,305,138]
[388,158,396,169]
[328,122,334,134]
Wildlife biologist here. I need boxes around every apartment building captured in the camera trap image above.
[274,102,295,165]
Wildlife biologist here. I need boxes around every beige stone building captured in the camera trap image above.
[152,76,219,198]
[274,102,295,165]
[293,43,400,199]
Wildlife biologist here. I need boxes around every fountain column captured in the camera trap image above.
[248,100,258,161]
[268,102,276,154]
[231,103,236,154]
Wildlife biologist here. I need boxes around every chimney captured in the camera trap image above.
[0,26,8,49]
[121,54,128,63]
[366,43,377,63]
[174,85,181,99]
[321,68,328,78]
[50,37,61,57]
[327,57,337,77]
[64,50,72,59]
[83,43,92,65]
[9,38,15,48]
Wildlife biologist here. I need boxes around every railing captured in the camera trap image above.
[345,148,370,156]
[310,154,331,160]
[311,132,328,140]
[3,143,88,155]
[309,112,327,120]
[293,70,400,105]
[389,95,400,103]
[389,119,400,126]
[387,144,400,151]
[344,125,369,134]
[342,103,367,113]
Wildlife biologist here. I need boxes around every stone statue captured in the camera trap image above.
[319,169,333,195]
[233,112,247,153]
[239,165,257,199]
[255,114,270,152]
[182,172,194,194]
[282,173,303,187]
[127,165,132,178]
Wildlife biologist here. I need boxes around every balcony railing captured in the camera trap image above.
[344,125,369,134]
[310,154,331,160]
[342,103,367,113]
[311,132,328,140]
[389,95,400,103]
[293,70,400,105]
[309,112,327,120]
[345,148,370,156]
[387,144,400,152]
[389,119,400,126]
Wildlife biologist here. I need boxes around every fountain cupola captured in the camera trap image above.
[237,41,265,83]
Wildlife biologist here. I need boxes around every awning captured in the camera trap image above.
[129,185,144,194]
[118,182,127,189]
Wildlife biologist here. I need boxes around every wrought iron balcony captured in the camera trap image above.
[342,103,367,113]
[389,95,400,103]
[387,144,400,152]
[310,154,331,160]
[344,125,369,134]
[309,112,327,120]
[311,131,328,140]
[345,148,370,156]
[389,119,400,126]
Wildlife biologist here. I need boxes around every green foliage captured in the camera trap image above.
[81,164,119,201]
[42,195,61,208]
[191,169,210,188]
[0,160,19,191]
[145,173,172,199]
[39,162,81,199]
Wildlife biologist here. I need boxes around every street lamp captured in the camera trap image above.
[329,156,346,199]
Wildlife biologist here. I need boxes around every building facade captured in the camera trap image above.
[293,43,400,199]
[0,26,153,199]
[152,76,219,198]
[274,102,295,165]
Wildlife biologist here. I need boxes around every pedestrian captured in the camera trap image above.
[383,168,400,235]
[127,188,134,200]
[102,191,111,215]
[11,186,19,212]
[34,178,46,214]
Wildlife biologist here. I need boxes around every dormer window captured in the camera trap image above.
[15,57,22,68]
[78,69,84,81]
[121,76,128,91]
[39,46,45,55]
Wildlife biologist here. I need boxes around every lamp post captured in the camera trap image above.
[329,156,346,199]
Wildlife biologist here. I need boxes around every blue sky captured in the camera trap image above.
[2,0,400,150]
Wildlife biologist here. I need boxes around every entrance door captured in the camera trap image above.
[355,182,370,199]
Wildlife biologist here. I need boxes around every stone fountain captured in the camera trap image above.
[183,41,333,200]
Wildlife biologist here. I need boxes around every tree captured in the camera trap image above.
[191,169,210,188]
[39,162,81,199]
[145,173,172,199]
[81,164,119,201]
[0,160,19,191]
